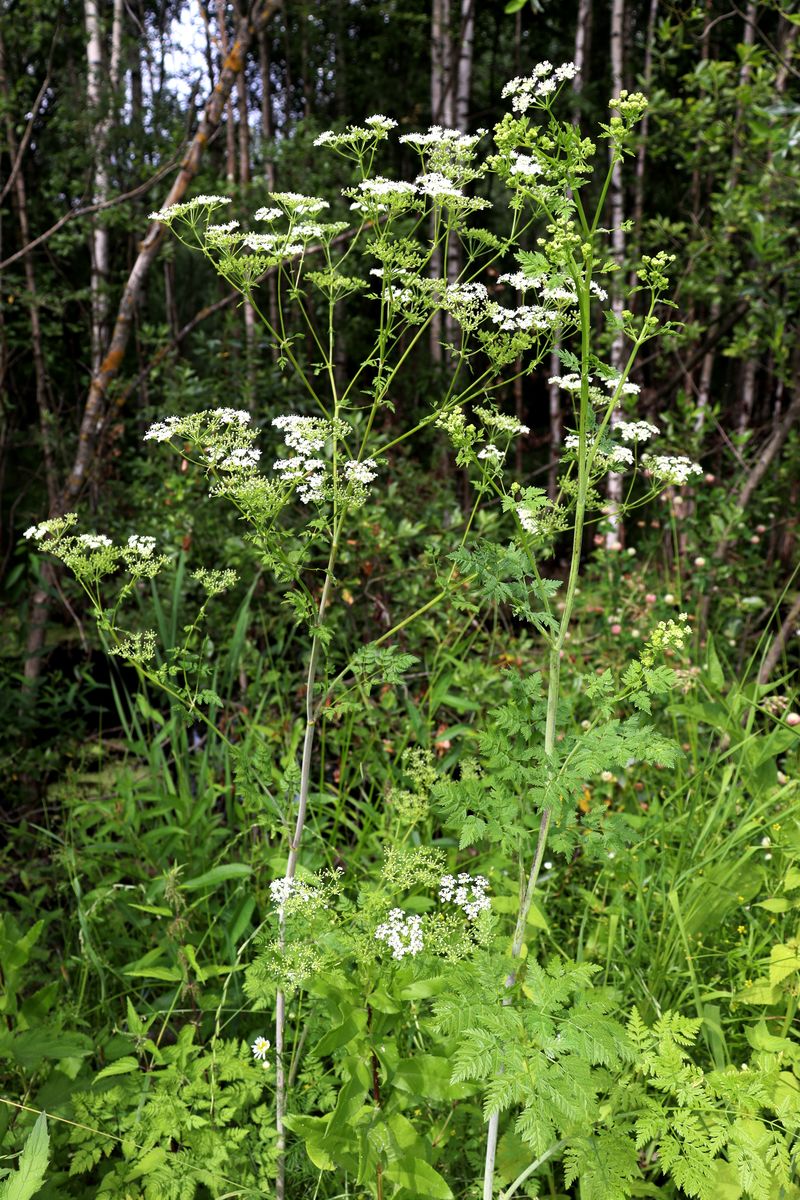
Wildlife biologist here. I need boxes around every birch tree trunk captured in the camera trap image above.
[85,0,124,371]
[605,0,626,550]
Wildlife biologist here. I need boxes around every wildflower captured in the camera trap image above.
[212,408,252,426]
[786,712,800,727]
[509,152,543,178]
[617,420,659,443]
[251,1036,271,1068]
[76,533,113,550]
[693,556,706,568]
[416,172,462,199]
[269,877,317,909]
[643,454,703,485]
[549,373,585,392]
[344,459,378,485]
[218,447,261,471]
[148,195,231,222]
[474,407,529,437]
[375,909,424,960]
[607,445,634,468]
[517,506,540,535]
[144,416,182,442]
[439,873,491,920]
[270,192,330,214]
[127,535,157,557]
[253,206,283,221]
[478,445,504,462]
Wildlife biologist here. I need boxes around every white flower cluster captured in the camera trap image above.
[314,114,397,147]
[643,454,703,485]
[272,415,337,504]
[270,192,330,215]
[149,194,231,222]
[212,408,252,426]
[23,515,76,541]
[212,446,262,471]
[253,206,283,222]
[478,445,504,462]
[445,281,489,306]
[416,171,462,200]
[243,232,303,256]
[375,909,424,960]
[206,220,240,235]
[127,535,157,557]
[490,303,557,333]
[269,877,317,909]
[502,61,579,112]
[400,126,484,152]
[550,373,583,393]
[517,506,540,535]
[272,414,328,454]
[603,374,641,395]
[617,420,659,443]
[509,151,543,178]
[473,406,529,437]
[344,459,378,485]
[76,533,113,550]
[439,873,491,920]
[564,433,633,469]
[144,416,182,442]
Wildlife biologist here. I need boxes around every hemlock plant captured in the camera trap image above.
[25,63,797,1200]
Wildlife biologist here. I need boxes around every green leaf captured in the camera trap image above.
[313,1008,367,1057]
[705,634,725,690]
[392,1055,465,1102]
[755,898,792,913]
[383,1157,453,1198]
[770,942,800,987]
[0,1111,49,1200]
[122,966,182,982]
[8,1030,93,1070]
[181,864,252,890]
[94,1056,140,1081]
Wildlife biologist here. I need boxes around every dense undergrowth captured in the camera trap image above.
[3,65,800,1200]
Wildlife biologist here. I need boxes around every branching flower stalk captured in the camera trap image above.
[24,75,703,1200]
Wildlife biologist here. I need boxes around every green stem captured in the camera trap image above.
[274,513,345,1200]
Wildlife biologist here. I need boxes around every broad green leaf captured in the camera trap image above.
[383,1157,453,1199]
[736,979,781,1005]
[770,942,800,987]
[181,864,252,890]
[392,1055,463,1102]
[756,898,792,913]
[0,1111,49,1200]
[313,1008,367,1057]
[10,1030,93,1070]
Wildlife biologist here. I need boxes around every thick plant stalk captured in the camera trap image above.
[482,290,593,1199]
[274,523,343,1200]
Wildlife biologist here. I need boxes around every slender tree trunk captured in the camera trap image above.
[0,33,57,510]
[573,0,592,99]
[23,0,282,682]
[605,0,626,550]
[631,0,658,242]
[215,0,238,182]
[85,0,124,370]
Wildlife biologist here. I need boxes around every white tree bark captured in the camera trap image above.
[85,0,123,370]
[605,0,626,549]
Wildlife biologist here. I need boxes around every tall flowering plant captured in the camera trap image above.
[30,64,784,1200]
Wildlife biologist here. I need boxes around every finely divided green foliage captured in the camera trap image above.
[11,54,800,1200]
